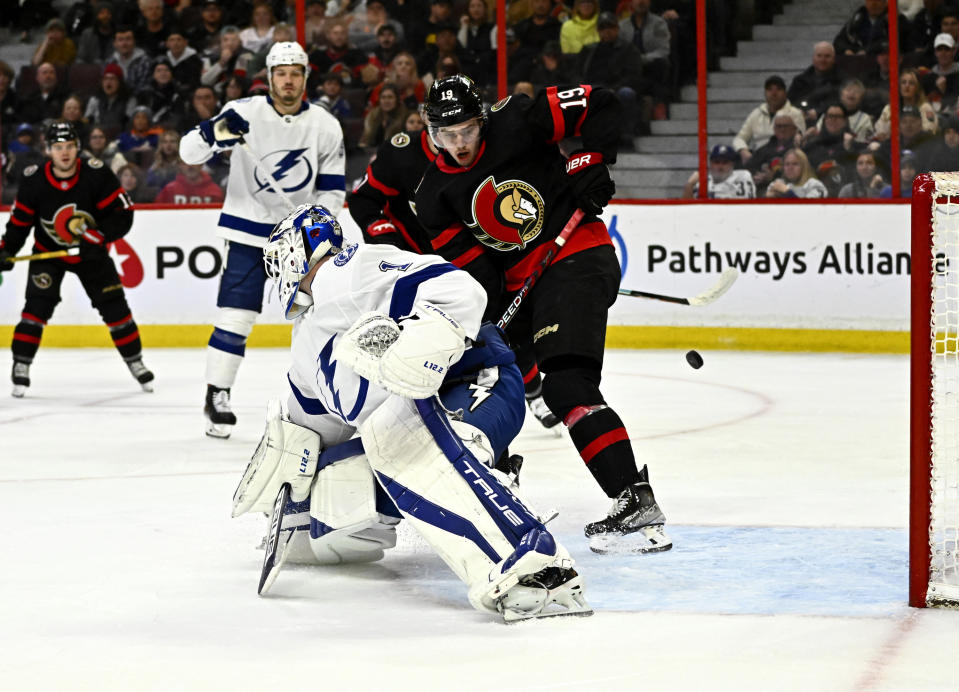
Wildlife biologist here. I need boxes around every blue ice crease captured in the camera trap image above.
[573,526,909,617]
[396,526,909,617]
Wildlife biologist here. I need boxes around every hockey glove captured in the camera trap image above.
[566,151,615,217]
[0,248,13,272]
[198,109,250,147]
[77,224,106,260]
[366,219,398,239]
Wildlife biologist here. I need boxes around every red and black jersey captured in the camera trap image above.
[349,129,438,254]
[1,158,133,263]
[413,86,622,306]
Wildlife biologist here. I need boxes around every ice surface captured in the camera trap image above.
[1,348,955,692]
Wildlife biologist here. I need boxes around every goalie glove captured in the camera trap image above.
[566,150,615,216]
[334,305,467,399]
[198,109,250,148]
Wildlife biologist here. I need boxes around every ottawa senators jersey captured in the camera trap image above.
[348,129,437,254]
[413,86,621,304]
[2,158,133,264]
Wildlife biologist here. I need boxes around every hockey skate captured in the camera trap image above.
[585,465,673,554]
[126,358,155,392]
[493,451,524,487]
[11,361,30,398]
[526,394,562,436]
[469,527,593,622]
[205,385,237,438]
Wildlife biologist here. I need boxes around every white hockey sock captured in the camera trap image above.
[206,307,257,388]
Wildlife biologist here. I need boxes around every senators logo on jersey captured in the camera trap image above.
[469,176,545,251]
[39,203,97,247]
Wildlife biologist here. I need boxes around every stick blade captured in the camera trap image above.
[688,267,740,307]
[258,483,291,596]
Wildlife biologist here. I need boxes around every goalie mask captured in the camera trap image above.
[264,204,344,319]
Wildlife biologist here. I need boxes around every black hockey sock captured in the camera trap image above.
[566,405,642,497]
[11,316,44,363]
[106,315,143,360]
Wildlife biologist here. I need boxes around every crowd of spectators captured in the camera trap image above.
[696,0,959,200]
[7,1,953,203]
[0,0,741,203]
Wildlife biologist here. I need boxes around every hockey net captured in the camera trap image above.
[911,172,959,608]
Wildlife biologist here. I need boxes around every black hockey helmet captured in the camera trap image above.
[45,121,80,146]
[424,75,486,131]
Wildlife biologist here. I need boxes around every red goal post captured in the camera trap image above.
[910,172,959,608]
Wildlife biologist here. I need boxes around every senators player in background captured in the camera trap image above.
[414,76,671,554]
[0,122,154,398]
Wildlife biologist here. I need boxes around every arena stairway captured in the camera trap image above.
[614,0,861,199]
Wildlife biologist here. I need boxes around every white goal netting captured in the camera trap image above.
[925,172,959,605]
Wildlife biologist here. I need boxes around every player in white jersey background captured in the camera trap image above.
[179,41,346,438]
[682,144,757,199]
[231,204,590,621]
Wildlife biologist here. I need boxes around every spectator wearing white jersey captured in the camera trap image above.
[682,144,756,199]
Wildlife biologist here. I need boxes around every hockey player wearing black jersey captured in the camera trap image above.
[0,122,154,398]
[414,76,671,554]
[348,124,561,431]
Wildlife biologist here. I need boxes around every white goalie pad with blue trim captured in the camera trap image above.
[358,395,550,592]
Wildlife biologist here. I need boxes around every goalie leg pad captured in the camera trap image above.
[307,452,399,564]
[361,396,573,616]
[232,399,322,517]
[262,448,400,567]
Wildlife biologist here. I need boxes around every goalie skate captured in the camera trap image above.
[499,568,592,623]
[469,527,593,622]
[585,465,672,555]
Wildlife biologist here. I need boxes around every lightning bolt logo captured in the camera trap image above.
[468,383,492,412]
[253,148,313,195]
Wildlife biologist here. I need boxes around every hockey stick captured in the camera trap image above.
[237,138,299,210]
[258,482,293,596]
[255,438,365,595]
[0,248,81,286]
[7,248,80,263]
[617,267,740,307]
[497,208,584,329]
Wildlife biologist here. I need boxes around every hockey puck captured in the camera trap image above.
[685,349,704,369]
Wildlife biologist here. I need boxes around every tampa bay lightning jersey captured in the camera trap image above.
[286,243,487,432]
[180,94,346,247]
